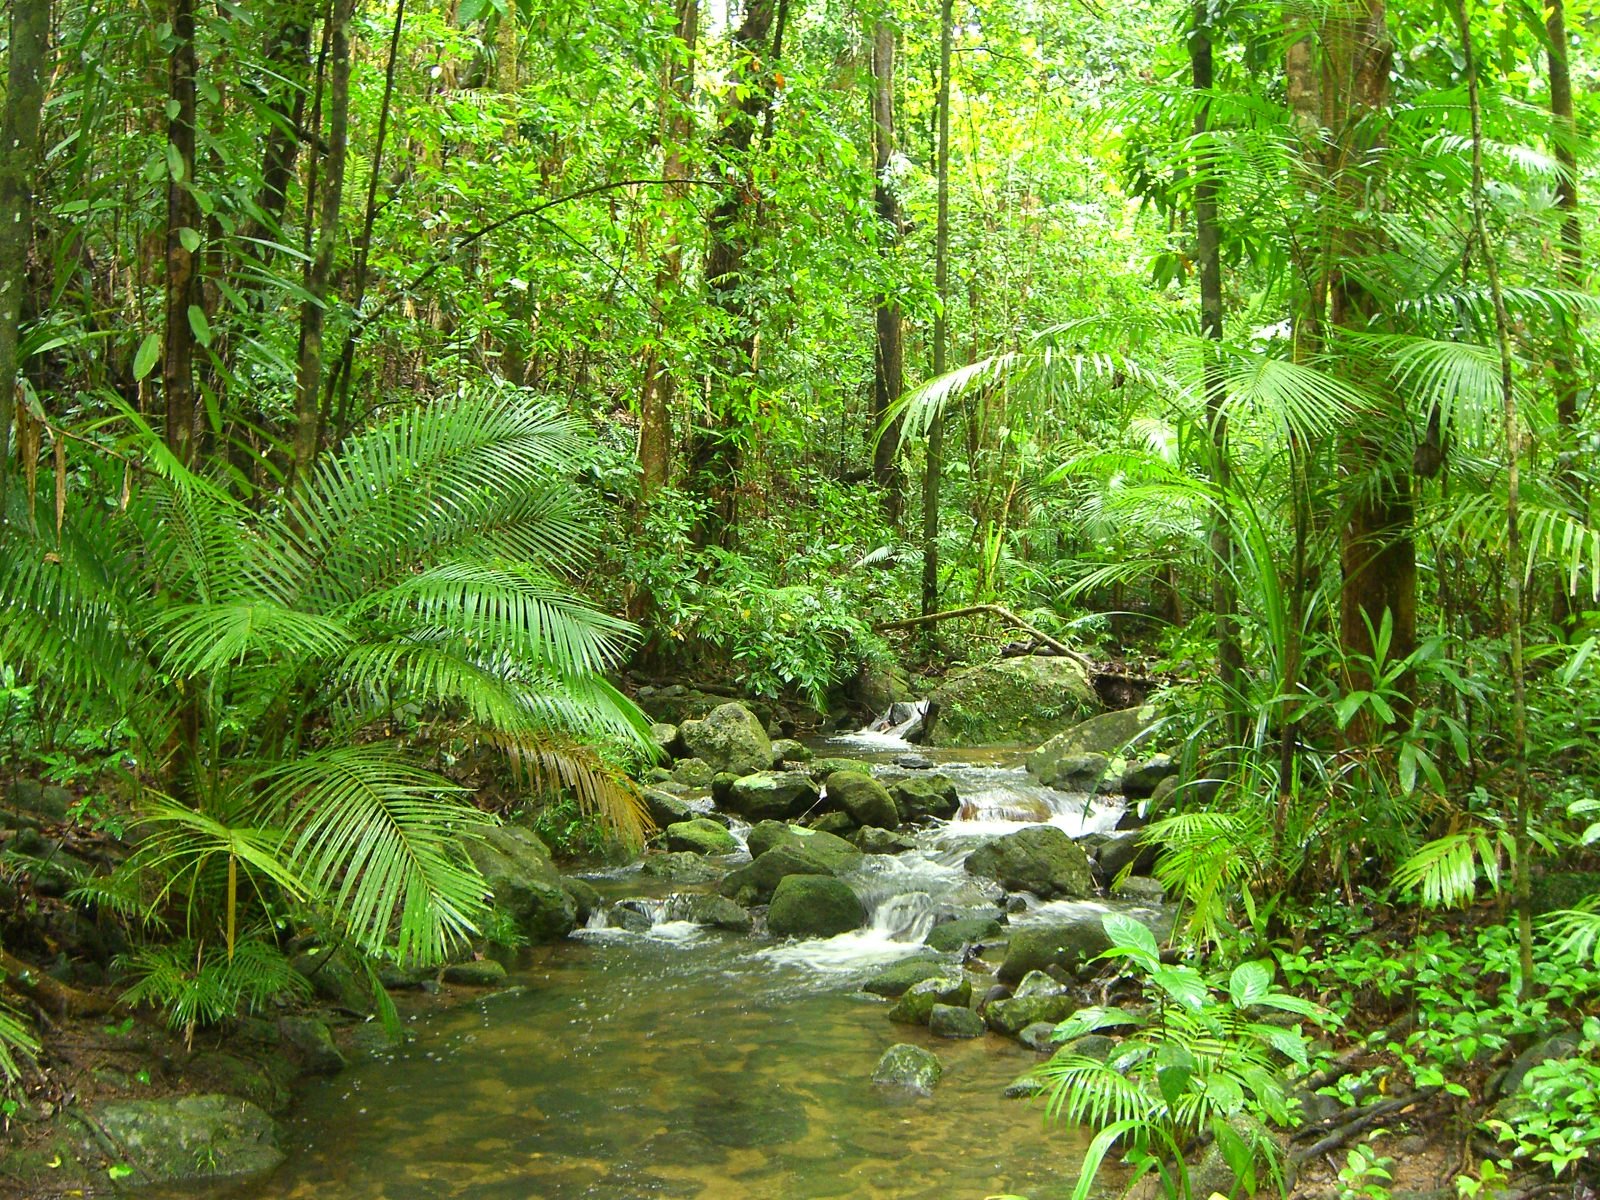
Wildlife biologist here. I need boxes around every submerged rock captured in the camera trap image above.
[767,874,865,938]
[725,771,821,822]
[888,975,972,1025]
[860,956,953,997]
[872,1044,943,1094]
[770,738,813,765]
[640,851,725,884]
[441,959,509,987]
[964,825,1093,900]
[925,657,1097,748]
[854,826,915,855]
[685,894,753,933]
[825,771,899,829]
[930,1003,986,1039]
[925,915,1004,953]
[665,817,738,856]
[997,916,1116,983]
[678,703,773,777]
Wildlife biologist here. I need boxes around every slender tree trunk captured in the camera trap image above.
[1190,3,1244,745]
[921,0,953,619]
[0,0,50,508]
[638,0,698,501]
[164,0,201,465]
[870,13,905,527]
[494,2,519,93]
[689,0,788,549]
[242,2,314,252]
[1546,0,1587,630]
[292,0,353,490]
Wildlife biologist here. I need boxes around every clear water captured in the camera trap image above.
[230,733,1130,1200]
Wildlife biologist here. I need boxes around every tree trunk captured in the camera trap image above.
[1324,0,1414,723]
[163,0,201,465]
[921,0,953,619]
[242,2,315,253]
[0,0,50,507]
[870,13,905,527]
[638,0,698,502]
[292,0,354,490]
[1546,0,1586,630]
[494,1,519,93]
[689,0,787,549]
[1190,3,1244,745]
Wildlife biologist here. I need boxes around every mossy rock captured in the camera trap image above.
[746,821,863,873]
[806,757,876,783]
[442,959,510,987]
[930,1004,986,1039]
[767,874,865,938]
[872,1044,942,1094]
[925,915,1004,953]
[860,955,952,997]
[1026,706,1157,788]
[887,774,960,822]
[825,771,899,829]
[718,845,832,906]
[888,974,972,1024]
[665,817,738,856]
[465,826,577,943]
[82,1094,285,1186]
[678,702,773,777]
[640,852,725,884]
[964,825,1093,899]
[725,771,821,822]
[925,657,1097,747]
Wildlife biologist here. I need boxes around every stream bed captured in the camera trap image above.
[238,737,1137,1200]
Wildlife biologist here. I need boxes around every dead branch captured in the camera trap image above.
[874,604,1094,669]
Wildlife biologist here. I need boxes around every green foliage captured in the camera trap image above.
[1484,1017,1600,1179]
[116,937,310,1038]
[1036,914,1335,1200]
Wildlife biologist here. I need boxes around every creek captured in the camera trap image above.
[238,731,1155,1200]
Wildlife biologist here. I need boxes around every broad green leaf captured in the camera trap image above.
[178,226,201,254]
[1228,960,1273,1008]
[133,333,161,380]
[1102,912,1160,962]
[1152,965,1208,1010]
[188,305,211,347]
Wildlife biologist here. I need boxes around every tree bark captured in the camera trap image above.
[1546,0,1586,630]
[163,0,202,465]
[241,2,315,253]
[638,0,698,502]
[870,13,905,527]
[0,0,50,508]
[291,0,354,490]
[689,0,787,549]
[1190,3,1244,745]
[494,0,519,93]
[921,0,953,619]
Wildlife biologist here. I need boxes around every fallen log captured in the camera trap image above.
[874,605,1095,670]
[2,947,116,1018]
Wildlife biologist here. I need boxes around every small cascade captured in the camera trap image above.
[581,895,705,942]
[829,700,930,751]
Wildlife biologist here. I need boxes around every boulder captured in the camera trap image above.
[648,723,680,757]
[861,956,953,997]
[465,826,577,942]
[664,818,738,856]
[826,771,899,829]
[559,876,604,924]
[986,981,1076,1038]
[806,757,877,784]
[86,1094,284,1185]
[718,845,833,906]
[725,772,821,822]
[997,914,1117,983]
[1018,1021,1059,1052]
[888,975,972,1025]
[1500,1030,1584,1097]
[685,894,753,933]
[441,959,509,987]
[745,822,862,873]
[678,703,773,777]
[6,779,73,824]
[872,1044,943,1094]
[856,662,912,714]
[1027,706,1158,789]
[896,753,937,770]
[767,875,865,938]
[641,787,697,829]
[277,1017,346,1075]
[670,758,716,788]
[808,811,858,837]
[887,774,960,823]
[289,946,374,1013]
[964,825,1093,899]
[1121,753,1177,798]
[1112,876,1166,904]
[925,916,1004,953]
[639,852,725,884]
[925,657,1097,748]
[1095,830,1156,882]
[930,1004,986,1039]
[854,826,915,855]
[770,738,813,765]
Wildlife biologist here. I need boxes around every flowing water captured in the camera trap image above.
[232,730,1150,1200]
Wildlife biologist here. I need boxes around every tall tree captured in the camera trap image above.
[1189,1,1243,744]
[638,0,699,502]
[0,0,50,504]
[690,0,789,549]
[163,0,202,465]
[292,0,354,489]
[870,9,906,527]
[922,0,953,618]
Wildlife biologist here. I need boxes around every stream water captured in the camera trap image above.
[236,732,1147,1200]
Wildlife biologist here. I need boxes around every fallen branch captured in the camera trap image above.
[1292,1087,1438,1162]
[1,948,116,1019]
[874,605,1094,669]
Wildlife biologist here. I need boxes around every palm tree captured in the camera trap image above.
[0,387,650,977]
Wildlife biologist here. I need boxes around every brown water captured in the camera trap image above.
[244,930,1090,1200]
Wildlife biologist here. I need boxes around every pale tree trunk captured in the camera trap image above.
[494,1,519,92]
[1546,0,1587,630]
[870,11,905,527]
[164,0,201,465]
[638,0,698,501]
[1190,2,1243,745]
[0,0,50,507]
[921,0,952,618]
[292,0,354,490]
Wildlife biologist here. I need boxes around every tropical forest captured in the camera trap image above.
[0,0,1596,1195]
